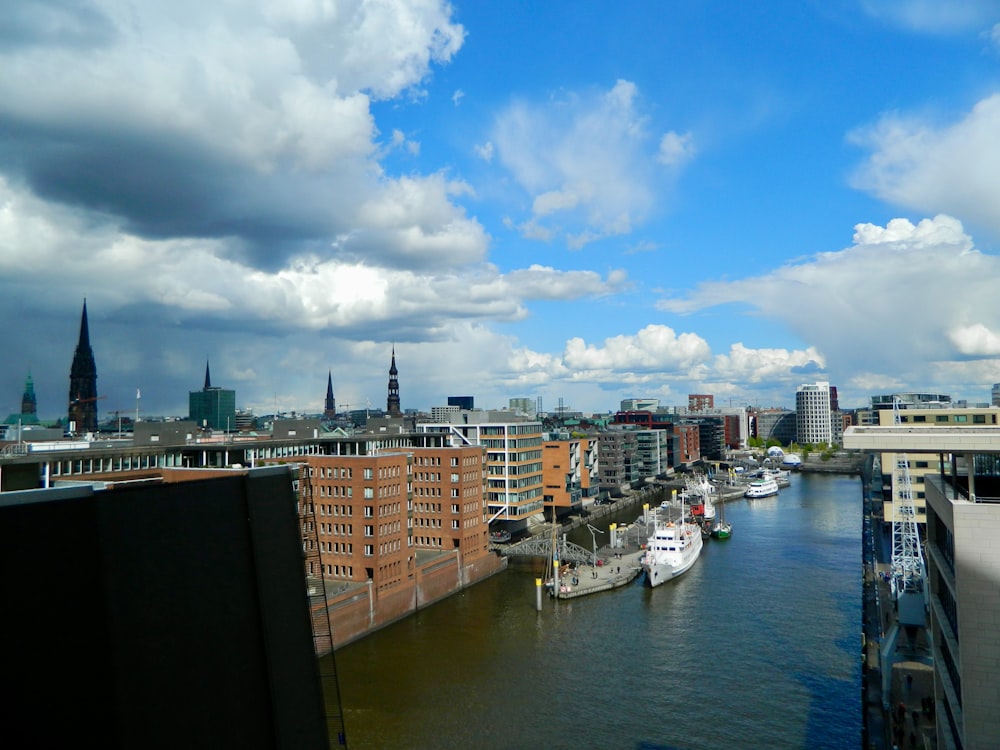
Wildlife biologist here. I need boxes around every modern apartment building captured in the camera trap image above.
[634,429,670,478]
[417,413,543,533]
[542,434,599,518]
[598,428,638,493]
[687,394,714,412]
[845,424,1000,750]
[875,404,1000,524]
[795,381,836,445]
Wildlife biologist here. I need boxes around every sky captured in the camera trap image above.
[4,0,1000,422]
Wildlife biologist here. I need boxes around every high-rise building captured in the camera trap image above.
[448,396,474,411]
[795,382,835,445]
[68,299,99,433]
[189,360,236,431]
[386,348,401,418]
[992,383,1000,407]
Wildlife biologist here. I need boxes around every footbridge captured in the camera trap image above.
[497,534,596,565]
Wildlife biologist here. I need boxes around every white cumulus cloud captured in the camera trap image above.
[850,94,1000,239]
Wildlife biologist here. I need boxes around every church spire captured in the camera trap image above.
[386,347,401,417]
[68,299,99,433]
[324,371,336,419]
[204,360,212,389]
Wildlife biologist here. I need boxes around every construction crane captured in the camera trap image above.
[890,398,926,626]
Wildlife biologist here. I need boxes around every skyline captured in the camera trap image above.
[3,1,1000,419]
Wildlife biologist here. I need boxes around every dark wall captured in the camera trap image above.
[0,468,328,749]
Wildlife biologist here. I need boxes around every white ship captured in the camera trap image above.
[744,476,779,498]
[642,516,703,587]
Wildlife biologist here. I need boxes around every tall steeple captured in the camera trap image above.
[324,371,336,419]
[68,299,99,433]
[204,360,213,389]
[21,372,37,417]
[386,347,401,417]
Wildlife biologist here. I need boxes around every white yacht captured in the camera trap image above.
[744,476,779,498]
[642,516,703,587]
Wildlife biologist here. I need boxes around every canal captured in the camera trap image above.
[335,472,863,749]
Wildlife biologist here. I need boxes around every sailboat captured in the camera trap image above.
[711,498,732,540]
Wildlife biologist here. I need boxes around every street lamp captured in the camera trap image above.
[586,523,605,569]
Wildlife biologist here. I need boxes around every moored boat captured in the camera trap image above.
[744,477,779,499]
[711,497,732,539]
[642,519,703,586]
[489,529,512,544]
[642,489,703,588]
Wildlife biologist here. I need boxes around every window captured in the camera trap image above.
[364,468,373,479]
[452,520,460,530]
[955,415,968,423]
[974,414,986,424]
[364,487,374,499]
[364,545,374,556]
[935,414,949,422]
[452,504,460,513]
[365,525,374,536]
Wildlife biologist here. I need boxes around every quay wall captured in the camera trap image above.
[318,551,507,651]
[796,451,864,475]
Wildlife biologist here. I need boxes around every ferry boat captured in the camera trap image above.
[642,516,703,587]
[744,477,779,499]
[489,530,512,544]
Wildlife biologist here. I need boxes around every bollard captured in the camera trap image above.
[535,578,543,611]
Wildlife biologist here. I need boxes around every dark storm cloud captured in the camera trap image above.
[0,118,368,270]
[0,0,117,50]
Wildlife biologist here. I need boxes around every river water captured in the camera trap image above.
[336,473,862,750]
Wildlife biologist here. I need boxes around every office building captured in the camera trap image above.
[845,424,1000,750]
[189,360,236,431]
[620,398,659,412]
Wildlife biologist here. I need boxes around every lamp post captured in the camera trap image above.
[586,523,604,569]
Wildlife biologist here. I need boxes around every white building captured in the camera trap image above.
[620,398,659,412]
[795,382,834,445]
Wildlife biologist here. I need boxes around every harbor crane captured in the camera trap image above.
[890,398,927,627]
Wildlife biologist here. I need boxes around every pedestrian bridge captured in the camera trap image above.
[497,535,595,565]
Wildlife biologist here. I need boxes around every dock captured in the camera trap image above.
[551,547,646,599]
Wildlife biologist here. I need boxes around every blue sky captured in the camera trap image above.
[3,0,1000,420]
